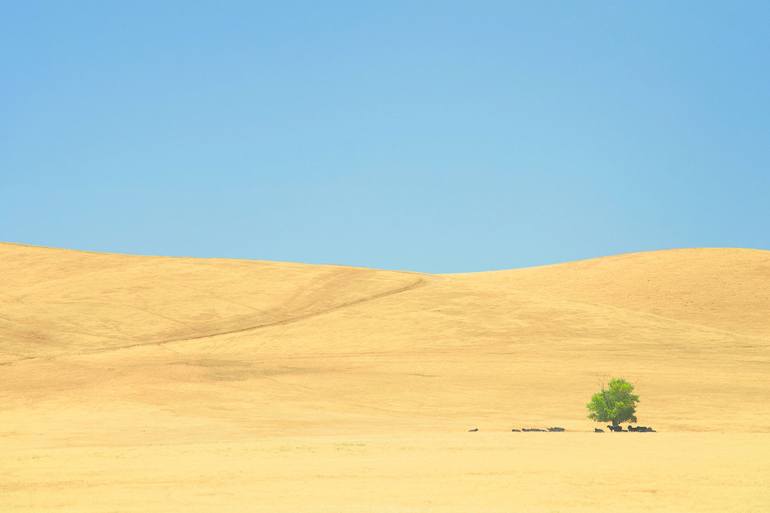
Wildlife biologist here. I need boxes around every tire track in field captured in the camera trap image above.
[0,276,429,365]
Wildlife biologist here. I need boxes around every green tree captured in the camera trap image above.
[587,378,640,428]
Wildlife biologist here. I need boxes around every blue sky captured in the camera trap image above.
[2,1,769,272]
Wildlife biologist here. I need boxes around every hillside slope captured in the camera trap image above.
[0,243,423,361]
[452,247,770,337]
[2,243,768,438]
[3,243,770,513]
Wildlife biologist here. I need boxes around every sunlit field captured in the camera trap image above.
[2,243,769,512]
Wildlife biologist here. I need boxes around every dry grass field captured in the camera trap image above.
[2,243,769,512]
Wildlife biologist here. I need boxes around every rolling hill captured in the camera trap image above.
[2,242,769,512]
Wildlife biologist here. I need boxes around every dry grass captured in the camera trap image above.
[2,243,769,512]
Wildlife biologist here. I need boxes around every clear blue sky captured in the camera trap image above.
[2,2,769,272]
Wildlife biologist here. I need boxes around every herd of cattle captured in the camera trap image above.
[467,425,656,432]
[511,427,566,432]
[599,424,656,432]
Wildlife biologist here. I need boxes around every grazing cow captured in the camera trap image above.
[522,428,547,432]
[594,428,604,433]
[511,429,521,432]
[468,427,479,432]
[607,424,624,432]
[547,427,565,432]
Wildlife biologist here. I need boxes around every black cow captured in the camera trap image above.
[594,428,604,433]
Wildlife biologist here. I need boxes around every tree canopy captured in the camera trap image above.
[587,378,640,427]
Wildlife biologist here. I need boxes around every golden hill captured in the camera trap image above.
[2,243,770,513]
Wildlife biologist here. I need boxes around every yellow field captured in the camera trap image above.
[2,243,769,512]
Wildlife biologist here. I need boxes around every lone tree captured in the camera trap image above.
[587,378,640,428]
